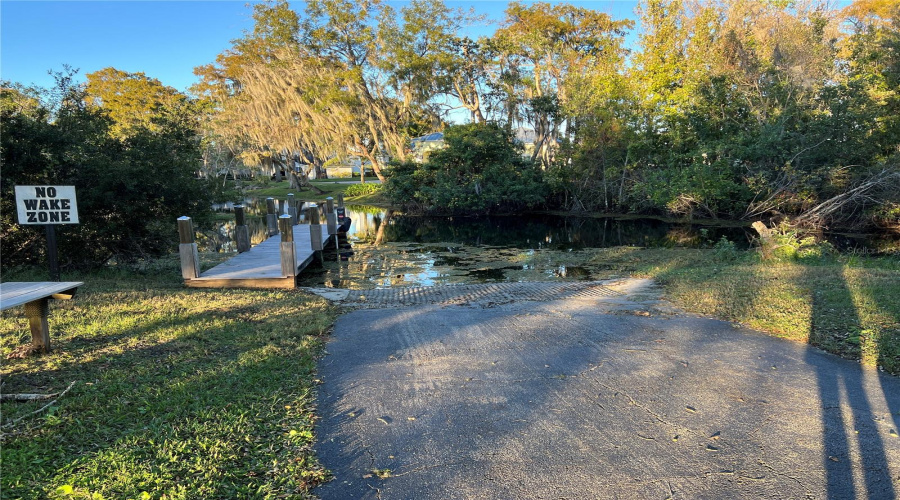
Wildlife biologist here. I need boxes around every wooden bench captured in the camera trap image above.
[0,282,83,353]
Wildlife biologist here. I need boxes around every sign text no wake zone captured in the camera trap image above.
[15,186,80,224]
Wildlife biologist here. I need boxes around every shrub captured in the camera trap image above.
[712,236,740,261]
[384,123,546,214]
[344,183,382,197]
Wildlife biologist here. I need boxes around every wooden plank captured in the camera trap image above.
[184,277,296,289]
[0,282,83,311]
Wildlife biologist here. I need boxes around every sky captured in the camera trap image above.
[1,0,640,94]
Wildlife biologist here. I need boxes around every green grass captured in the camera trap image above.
[0,256,338,499]
[584,247,900,374]
[243,179,381,202]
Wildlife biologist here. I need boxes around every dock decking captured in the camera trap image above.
[185,225,331,289]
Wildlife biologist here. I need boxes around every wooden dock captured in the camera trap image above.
[185,225,331,289]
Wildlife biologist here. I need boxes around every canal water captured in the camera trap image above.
[205,202,897,289]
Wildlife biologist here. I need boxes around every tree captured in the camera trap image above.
[1,70,210,270]
[384,123,545,214]
[493,2,632,165]
[301,0,448,181]
[193,0,303,181]
[85,68,187,139]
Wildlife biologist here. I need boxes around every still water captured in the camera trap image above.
[205,202,895,289]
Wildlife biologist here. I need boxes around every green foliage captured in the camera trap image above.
[756,225,838,263]
[712,236,740,262]
[385,123,546,214]
[1,70,211,270]
[84,68,187,139]
[188,0,900,228]
[344,183,382,197]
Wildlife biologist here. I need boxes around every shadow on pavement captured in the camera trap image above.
[314,282,900,499]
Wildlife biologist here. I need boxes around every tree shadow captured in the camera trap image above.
[313,254,900,499]
[804,264,897,499]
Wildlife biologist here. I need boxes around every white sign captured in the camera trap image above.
[15,185,80,225]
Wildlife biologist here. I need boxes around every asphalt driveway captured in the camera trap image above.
[313,279,900,499]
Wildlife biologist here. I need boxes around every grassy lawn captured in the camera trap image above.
[584,247,900,374]
[244,179,381,202]
[1,256,337,499]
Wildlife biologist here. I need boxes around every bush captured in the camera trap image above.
[712,236,740,261]
[755,224,836,263]
[344,183,382,197]
[384,123,546,214]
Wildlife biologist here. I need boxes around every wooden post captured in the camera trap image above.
[234,205,251,253]
[45,225,60,282]
[177,216,200,280]
[309,203,324,253]
[278,198,286,215]
[266,197,278,236]
[287,193,298,225]
[279,215,297,278]
[325,196,338,235]
[336,193,347,227]
[24,299,51,352]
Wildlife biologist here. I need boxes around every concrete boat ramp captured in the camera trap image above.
[311,278,900,499]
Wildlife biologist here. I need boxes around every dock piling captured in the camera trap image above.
[266,197,278,236]
[287,193,298,225]
[279,215,296,278]
[308,204,324,265]
[234,205,251,253]
[325,197,338,235]
[177,216,201,280]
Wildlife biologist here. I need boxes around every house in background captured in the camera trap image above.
[410,132,445,162]
[324,156,362,178]
[513,127,538,158]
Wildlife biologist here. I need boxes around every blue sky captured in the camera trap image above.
[1,1,639,94]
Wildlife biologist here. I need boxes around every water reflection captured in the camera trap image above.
[345,209,753,250]
[205,203,896,289]
[294,205,754,289]
[199,218,269,253]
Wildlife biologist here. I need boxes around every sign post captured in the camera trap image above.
[14,186,80,282]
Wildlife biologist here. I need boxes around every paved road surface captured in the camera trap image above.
[313,279,900,499]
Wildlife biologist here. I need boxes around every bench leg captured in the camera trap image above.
[24,299,51,353]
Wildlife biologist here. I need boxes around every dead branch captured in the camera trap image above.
[794,168,900,229]
[1,381,77,429]
[743,168,797,220]
[1,393,57,402]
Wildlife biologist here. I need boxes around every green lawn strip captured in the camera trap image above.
[586,247,900,374]
[243,180,380,202]
[1,260,337,499]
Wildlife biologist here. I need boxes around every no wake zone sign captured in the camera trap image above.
[15,185,80,225]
